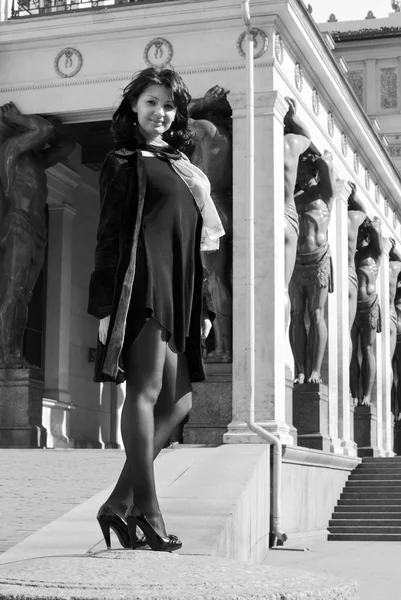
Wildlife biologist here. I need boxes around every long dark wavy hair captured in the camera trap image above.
[111,68,193,151]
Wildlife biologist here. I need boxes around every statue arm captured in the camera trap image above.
[347,181,366,213]
[389,238,401,262]
[1,103,53,155]
[316,151,335,201]
[284,97,311,141]
[41,132,76,170]
[188,85,229,119]
[369,217,384,261]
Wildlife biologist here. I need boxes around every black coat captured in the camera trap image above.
[87,149,215,384]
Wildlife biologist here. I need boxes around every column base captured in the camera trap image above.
[293,383,330,452]
[42,397,75,448]
[0,368,47,448]
[184,364,232,445]
[354,405,380,457]
[223,420,296,445]
[393,420,401,456]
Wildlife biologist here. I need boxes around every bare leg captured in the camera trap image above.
[306,285,329,384]
[350,324,360,405]
[106,340,192,521]
[289,279,307,383]
[349,281,358,363]
[359,326,377,406]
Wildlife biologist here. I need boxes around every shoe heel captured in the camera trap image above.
[97,515,111,549]
[126,516,139,549]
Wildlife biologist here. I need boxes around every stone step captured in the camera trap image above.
[340,491,401,499]
[338,498,401,506]
[328,533,401,541]
[328,525,401,534]
[329,518,401,527]
[345,480,401,487]
[362,457,401,463]
[334,505,401,513]
[332,510,401,519]
[350,473,401,480]
[355,466,401,473]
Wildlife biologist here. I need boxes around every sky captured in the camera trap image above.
[308,0,395,23]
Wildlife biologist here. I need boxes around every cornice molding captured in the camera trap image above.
[331,27,401,42]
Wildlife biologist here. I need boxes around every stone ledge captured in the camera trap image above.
[0,552,358,600]
[281,445,361,471]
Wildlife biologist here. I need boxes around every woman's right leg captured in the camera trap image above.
[120,317,168,537]
[105,347,192,519]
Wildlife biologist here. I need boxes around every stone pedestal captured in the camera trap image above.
[42,397,75,448]
[354,405,380,457]
[184,364,232,445]
[393,420,401,456]
[0,369,46,448]
[293,384,330,452]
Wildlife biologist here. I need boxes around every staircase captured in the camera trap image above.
[328,457,401,541]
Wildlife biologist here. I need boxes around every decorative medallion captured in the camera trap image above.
[385,199,389,217]
[312,89,320,116]
[294,63,304,92]
[144,38,173,69]
[327,112,334,137]
[274,33,284,64]
[237,28,269,59]
[341,133,348,157]
[375,184,380,204]
[393,210,398,229]
[365,169,371,190]
[54,48,83,79]
[353,152,360,174]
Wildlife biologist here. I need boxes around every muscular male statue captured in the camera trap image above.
[392,276,401,420]
[288,150,335,384]
[0,102,75,367]
[350,217,383,406]
[188,86,233,362]
[389,240,401,362]
[347,182,366,344]
[283,98,311,328]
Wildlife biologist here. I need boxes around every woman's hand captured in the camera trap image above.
[99,315,111,344]
[201,317,212,340]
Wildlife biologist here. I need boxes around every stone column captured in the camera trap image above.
[224,91,295,446]
[43,164,80,446]
[335,181,357,456]
[378,239,394,455]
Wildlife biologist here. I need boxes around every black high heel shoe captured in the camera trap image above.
[97,504,147,550]
[125,504,182,552]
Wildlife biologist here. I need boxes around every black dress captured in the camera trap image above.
[122,152,203,358]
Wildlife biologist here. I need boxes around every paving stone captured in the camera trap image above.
[0,552,358,600]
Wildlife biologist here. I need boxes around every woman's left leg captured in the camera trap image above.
[104,348,192,517]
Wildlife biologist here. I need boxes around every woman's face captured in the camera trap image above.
[131,84,177,143]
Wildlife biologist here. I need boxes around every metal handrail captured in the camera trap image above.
[242,0,287,546]
[10,0,176,18]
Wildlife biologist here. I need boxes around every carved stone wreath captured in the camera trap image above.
[237,28,268,59]
[354,152,360,174]
[294,63,304,92]
[144,38,173,69]
[312,89,320,116]
[327,112,334,137]
[54,48,83,79]
[274,34,284,64]
[341,133,348,157]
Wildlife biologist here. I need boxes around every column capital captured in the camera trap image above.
[336,179,352,204]
[230,91,288,120]
[47,202,77,218]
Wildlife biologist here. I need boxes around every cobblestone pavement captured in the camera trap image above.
[0,449,126,554]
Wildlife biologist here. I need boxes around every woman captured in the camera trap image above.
[87,68,224,552]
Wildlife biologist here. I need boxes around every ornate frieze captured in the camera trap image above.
[294,63,303,91]
[312,89,320,116]
[385,199,390,217]
[365,169,371,190]
[144,38,173,69]
[353,152,360,174]
[375,184,380,204]
[54,48,83,79]
[327,112,334,137]
[380,67,398,109]
[346,70,364,106]
[341,133,348,157]
[274,34,284,64]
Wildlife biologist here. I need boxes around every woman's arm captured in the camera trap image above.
[87,154,129,319]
